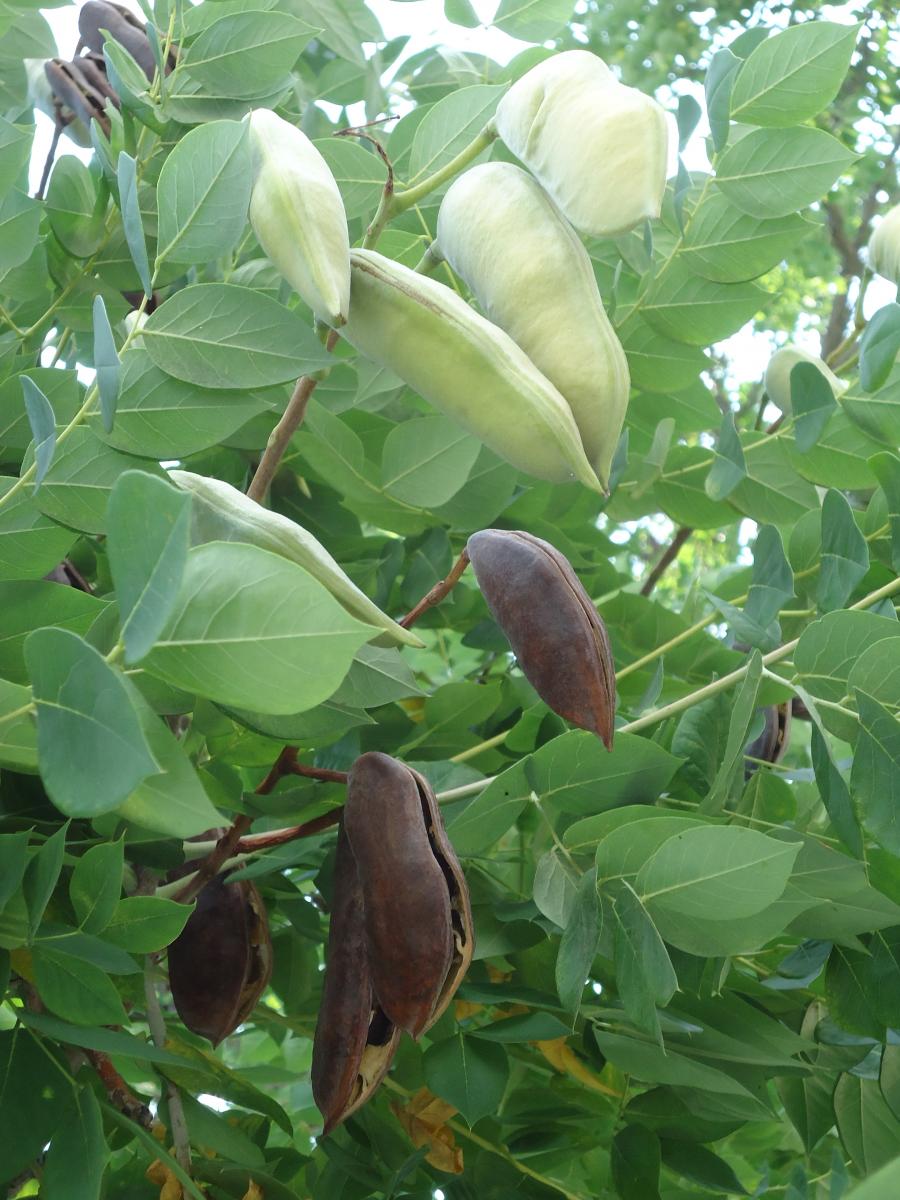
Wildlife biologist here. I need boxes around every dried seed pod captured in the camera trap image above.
[466,529,615,748]
[78,0,174,81]
[744,701,791,778]
[342,249,604,493]
[344,752,474,1039]
[44,56,119,140]
[494,50,668,239]
[435,162,630,490]
[868,203,900,287]
[167,876,272,1046]
[311,827,400,1134]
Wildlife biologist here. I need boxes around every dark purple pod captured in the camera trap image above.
[167,876,272,1046]
[78,0,167,81]
[744,701,791,778]
[466,528,616,748]
[344,753,454,1039]
[311,827,399,1134]
[44,56,119,138]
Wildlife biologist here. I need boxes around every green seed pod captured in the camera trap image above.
[167,876,272,1046]
[344,752,474,1039]
[168,470,423,648]
[342,250,604,493]
[312,827,400,1135]
[435,162,630,490]
[868,204,900,288]
[246,109,351,326]
[494,50,668,239]
[764,345,847,415]
[467,529,615,748]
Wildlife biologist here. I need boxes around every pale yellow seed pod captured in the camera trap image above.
[342,250,604,493]
[867,204,900,288]
[494,50,668,239]
[168,470,423,648]
[246,109,350,326]
[764,345,848,415]
[435,162,629,490]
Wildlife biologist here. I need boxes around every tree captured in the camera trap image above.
[1,0,899,1197]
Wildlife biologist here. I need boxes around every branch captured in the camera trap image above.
[84,1049,152,1127]
[399,548,470,628]
[144,959,191,1174]
[640,526,694,596]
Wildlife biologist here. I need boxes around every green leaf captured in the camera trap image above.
[0,1026,69,1183]
[156,119,253,267]
[620,319,709,393]
[23,822,68,937]
[45,157,107,258]
[144,542,375,715]
[181,11,316,99]
[729,21,859,127]
[0,117,33,202]
[32,945,128,1025]
[116,151,151,297]
[594,1029,768,1103]
[638,824,799,920]
[423,1033,509,1126]
[533,849,579,927]
[69,841,124,934]
[819,489,868,612]
[493,0,573,41]
[408,84,502,188]
[702,649,763,813]
[791,360,838,452]
[870,452,900,572]
[91,295,120,434]
[25,628,159,817]
[103,896,192,952]
[716,128,856,219]
[809,722,862,858]
[107,470,191,664]
[142,284,331,389]
[159,1034,293,1133]
[0,478,76,580]
[852,691,900,854]
[641,260,764,347]
[445,759,531,855]
[660,1140,748,1194]
[43,1084,107,1200]
[611,1125,661,1200]
[608,878,677,1045]
[20,375,56,488]
[825,944,885,1039]
[859,303,900,394]
[530,730,682,816]
[705,47,741,153]
[681,193,808,283]
[17,1011,197,1067]
[0,677,37,771]
[470,1012,571,1042]
[315,137,388,221]
[705,410,746,501]
[556,864,600,1012]
[0,831,29,914]
[381,416,481,507]
[0,188,40,274]
[834,1073,900,1175]
[843,1156,900,1199]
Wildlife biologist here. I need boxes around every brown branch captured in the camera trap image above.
[288,761,349,784]
[236,808,342,853]
[84,1050,152,1127]
[36,122,63,200]
[640,526,694,596]
[399,547,470,628]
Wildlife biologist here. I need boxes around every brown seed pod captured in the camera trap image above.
[466,529,616,748]
[167,876,272,1046]
[311,827,400,1134]
[344,752,474,1039]
[44,56,119,138]
[78,0,175,81]
[744,701,791,778]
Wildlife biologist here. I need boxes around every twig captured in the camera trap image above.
[36,122,63,200]
[84,1049,152,1127]
[143,959,191,1174]
[640,526,694,595]
[289,761,349,784]
[399,548,470,628]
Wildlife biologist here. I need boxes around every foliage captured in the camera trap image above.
[0,2,900,1199]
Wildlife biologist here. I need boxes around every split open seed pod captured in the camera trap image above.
[466,529,616,748]
[344,752,474,1040]
[167,876,272,1046]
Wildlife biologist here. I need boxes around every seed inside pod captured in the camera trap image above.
[344,752,474,1039]
[466,529,616,748]
[167,875,272,1046]
[311,826,400,1135]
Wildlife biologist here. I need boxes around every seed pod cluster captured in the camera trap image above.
[167,876,273,1046]
[312,753,474,1133]
[466,529,616,748]
[342,249,605,492]
[435,162,630,491]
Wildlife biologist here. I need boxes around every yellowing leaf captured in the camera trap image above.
[392,1087,464,1174]
[534,1037,622,1098]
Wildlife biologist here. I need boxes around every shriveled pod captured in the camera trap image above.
[494,50,668,239]
[246,109,351,327]
[764,345,847,414]
[435,162,630,490]
[344,752,474,1039]
[78,0,175,81]
[744,701,791,779]
[44,56,119,140]
[168,470,422,648]
[466,529,615,748]
[868,203,900,288]
[311,827,400,1134]
[342,250,604,493]
[167,876,272,1046]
